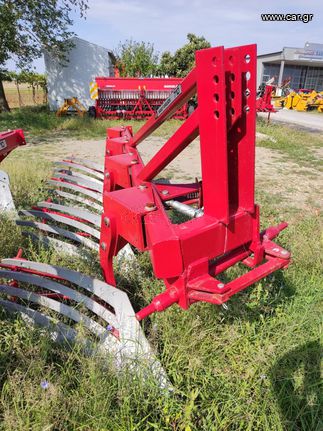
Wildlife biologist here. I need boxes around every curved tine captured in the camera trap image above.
[19,210,101,239]
[0,284,115,344]
[0,259,171,388]
[0,298,78,343]
[53,190,103,212]
[54,161,104,180]
[47,180,102,203]
[64,157,104,173]
[53,173,103,193]
[23,231,81,257]
[53,169,103,185]
[0,270,118,328]
[17,220,99,251]
[1,259,132,315]
[36,202,101,227]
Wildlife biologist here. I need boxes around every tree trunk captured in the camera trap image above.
[16,81,23,107]
[0,80,10,112]
[32,84,36,104]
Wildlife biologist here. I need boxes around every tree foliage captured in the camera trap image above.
[0,0,88,112]
[159,33,211,77]
[114,39,158,77]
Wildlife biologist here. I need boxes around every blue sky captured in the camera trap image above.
[7,0,323,72]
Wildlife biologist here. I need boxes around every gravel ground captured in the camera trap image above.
[36,134,322,212]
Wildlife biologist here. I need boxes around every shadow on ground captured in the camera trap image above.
[270,340,322,431]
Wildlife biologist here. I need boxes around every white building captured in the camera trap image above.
[257,42,323,91]
[44,37,115,111]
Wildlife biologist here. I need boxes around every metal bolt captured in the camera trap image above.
[217,283,225,289]
[273,247,279,252]
[105,172,110,178]
[145,202,157,212]
[281,250,288,255]
[244,105,250,112]
[245,89,250,97]
[129,152,134,156]
[106,149,110,155]
[131,159,138,165]
[100,242,107,250]
[161,190,169,195]
[103,217,110,227]
[139,184,147,190]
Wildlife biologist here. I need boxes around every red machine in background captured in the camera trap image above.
[91,77,191,119]
[0,129,26,212]
[0,129,26,163]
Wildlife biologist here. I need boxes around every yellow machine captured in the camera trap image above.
[56,97,87,117]
[284,92,307,111]
[306,91,323,112]
[283,90,323,112]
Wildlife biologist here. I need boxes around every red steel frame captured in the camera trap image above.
[95,77,188,120]
[99,44,290,320]
[0,129,26,163]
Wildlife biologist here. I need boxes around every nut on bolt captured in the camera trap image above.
[161,189,169,195]
[145,202,157,212]
[105,172,110,178]
[100,242,107,251]
[131,159,138,165]
[103,217,110,227]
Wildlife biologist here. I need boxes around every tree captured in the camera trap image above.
[19,71,47,105]
[159,33,211,77]
[114,39,158,77]
[0,0,88,112]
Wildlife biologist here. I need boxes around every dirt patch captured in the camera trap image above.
[33,135,322,212]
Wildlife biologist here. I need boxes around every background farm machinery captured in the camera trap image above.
[0,44,290,386]
[257,77,323,113]
[283,89,323,112]
[0,129,26,212]
[89,77,191,119]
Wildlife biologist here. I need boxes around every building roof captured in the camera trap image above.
[69,36,116,61]
[258,51,282,58]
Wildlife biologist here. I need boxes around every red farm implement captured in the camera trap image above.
[91,77,190,119]
[1,44,290,386]
[0,129,26,212]
[256,82,276,123]
[0,129,26,163]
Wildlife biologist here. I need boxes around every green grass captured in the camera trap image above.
[0,110,322,430]
[257,118,323,169]
[0,105,181,142]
